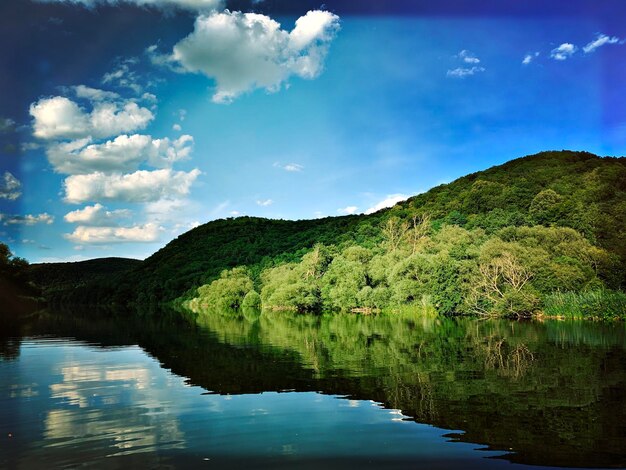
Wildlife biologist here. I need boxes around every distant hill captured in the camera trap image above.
[28,257,142,300]
[30,151,626,309]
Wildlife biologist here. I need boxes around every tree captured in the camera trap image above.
[196,267,254,310]
[469,249,539,316]
[381,217,409,253]
[530,189,563,225]
[407,214,431,254]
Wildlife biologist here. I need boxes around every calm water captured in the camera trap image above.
[0,309,625,469]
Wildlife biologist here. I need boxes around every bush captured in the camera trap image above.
[242,290,262,309]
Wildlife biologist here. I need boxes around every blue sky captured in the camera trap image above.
[1,0,625,262]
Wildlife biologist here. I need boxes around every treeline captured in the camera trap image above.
[29,151,626,314]
[188,151,626,318]
[27,257,141,300]
[189,222,624,318]
[0,243,41,318]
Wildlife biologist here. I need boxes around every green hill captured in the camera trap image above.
[28,257,142,299]
[30,150,626,316]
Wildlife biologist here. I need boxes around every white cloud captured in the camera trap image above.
[64,168,201,203]
[30,96,90,140]
[21,142,42,152]
[141,92,158,103]
[144,198,204,236]
[64,203,132,226]
[73,85,120,101]
[64,223,161,244]
[47,134,193,174]
[36,0,223,12]
[458,50,480,64]
[284,163,303,172]
[274,162,304,172]
[101,60,145,95]
[551,43,577,60]
[170,220,200,235]
[447,50,484,77]
[522,52,540,65]
[30,96,154,140]
[172,123,182,131]
[0,172,22,200]
[337,206,358,215]
[154,10,340,103]
[447,66,485,78]
[583,34,620,54]
[90,101,155,137]
[1,213,54,226]
[256,199,273,206]
[365,194,408,215]
[144,198,188,217]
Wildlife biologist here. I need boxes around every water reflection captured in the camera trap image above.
[0,308,624,468]
[0,340,187,468]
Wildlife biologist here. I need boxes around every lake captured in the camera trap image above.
[1,309,624,469]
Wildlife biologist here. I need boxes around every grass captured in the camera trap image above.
[543,289,626,320]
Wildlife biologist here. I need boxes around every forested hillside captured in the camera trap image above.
[30,151,626,317]
[28,257,142,300]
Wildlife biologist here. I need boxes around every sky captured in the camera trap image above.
[1,0,625,263]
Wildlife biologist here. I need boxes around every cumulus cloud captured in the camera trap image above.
[550,43,577,60]
[90,101,155,137]
[30,96,153,140]
[64,223,161,244]
[64,168,201,203]
[64,203,132,226]
[256,199,273,206]
[522,52,540,65]
[153,10,340,103]
[47,134,193,174]
[583,34,620,54]
[0,172,22,200]
[337,206,358,215]
[1,213,54,225]
[36,0,222,12]
[365,194,408,215]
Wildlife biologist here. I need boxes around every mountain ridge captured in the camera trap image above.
[29,150,626,309]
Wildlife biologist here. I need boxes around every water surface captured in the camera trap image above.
[0,310,624,468]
